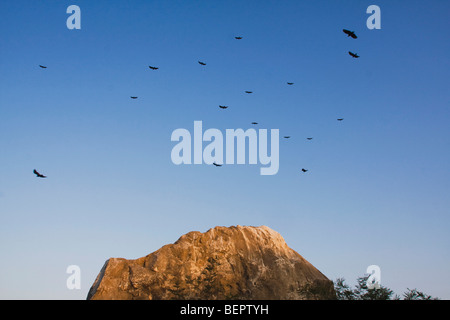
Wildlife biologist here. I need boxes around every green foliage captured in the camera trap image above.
[167,256,222,300]
[167,277,186,300]
[334,276,439,300]
[402,288,439,300]
[201,256,220,298]
[354,275,396,300]
[297,280,337,300]
[334,277,357,300]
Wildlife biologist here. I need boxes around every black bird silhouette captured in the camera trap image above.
[39,65,47,69]
[149,66,159,70]
[307,137,313,140]
[245,91,253,94]
[33,169,47,178]
[287,82,294,85]
[198,61,206,65]
[219,105,228,109]
[337,118,344,121]
[251,122,258,125]
[284,136,291,139]
[130,96,138,99]
[301,168,308,173]
[235,36,243,40]
[348,51,360,58]
[343,29,358,39]
[213,162,222,167]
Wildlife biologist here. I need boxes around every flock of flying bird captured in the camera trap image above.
[33,28,359,178]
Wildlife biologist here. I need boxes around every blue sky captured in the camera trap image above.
[1,0,450,299]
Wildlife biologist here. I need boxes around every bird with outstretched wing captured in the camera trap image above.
[343,29,358,39]
[33,169,47,178]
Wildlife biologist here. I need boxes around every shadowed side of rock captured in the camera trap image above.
[87,225,336,300]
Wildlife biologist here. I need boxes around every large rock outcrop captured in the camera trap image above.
[87,225,335,300]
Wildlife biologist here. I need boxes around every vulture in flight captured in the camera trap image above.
[284,136,291,139]
[198,61,207,66]
[287,82,294,85]
[337,118,344,121]
[149,66,159,70]
[39,65,47,69]
[251,122,258,125]
[130,96,138,99]
[343,29,358,39]
[235,36,243,40]
[213,162,222,167]
[348,51,360,58]
[307,137,313,140]
[33,169,47,178]
[219,105,228,109]
[301,168,308,173]
[245,91,253,94]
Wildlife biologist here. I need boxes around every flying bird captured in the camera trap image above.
[284,136,291,139]
[348,51,360,58]
[251,122,258,125]
[149,66,159,70]
[198,61,206,66]
[307,138,313,140]
[33,169,47,178]
[39,65,47,69]
[337,118,344,121]
[343,29,358,39]
[213,162,222,167]
[301,168,308,173]
[245,91,253,94]
[287,82,294,85]
[235,36,243,40]
[219,105,228,109]
[130,96,138,99]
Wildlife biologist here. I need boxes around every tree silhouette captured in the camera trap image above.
[334,275,439,300]
[403,288,438,300]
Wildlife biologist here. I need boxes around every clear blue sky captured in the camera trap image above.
[1,0,449,299]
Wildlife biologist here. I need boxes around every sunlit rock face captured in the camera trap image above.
[87,225,336,300]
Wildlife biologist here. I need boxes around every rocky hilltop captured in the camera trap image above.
[87,225,335,300]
